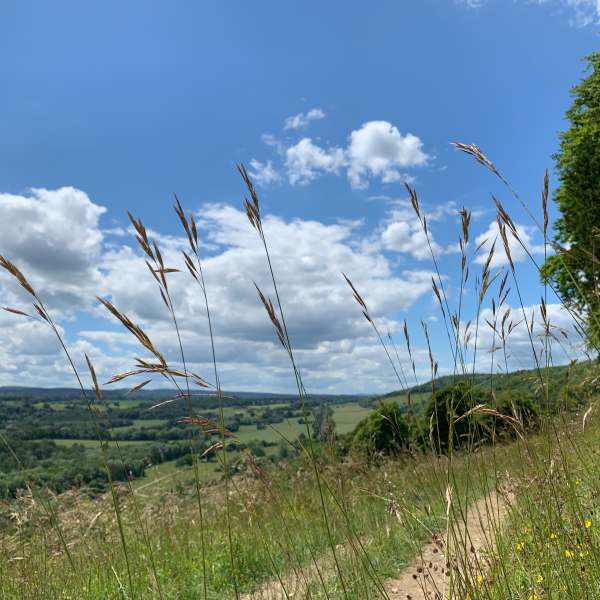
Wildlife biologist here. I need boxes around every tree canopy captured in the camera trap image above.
[542,52,600,346]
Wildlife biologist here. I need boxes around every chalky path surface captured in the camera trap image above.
[385,491,507,600]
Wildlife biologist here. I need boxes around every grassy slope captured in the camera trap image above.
[3,407,600,599]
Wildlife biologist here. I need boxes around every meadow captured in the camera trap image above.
[1,137,599,600]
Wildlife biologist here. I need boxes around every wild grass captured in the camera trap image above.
[0,141,599,600]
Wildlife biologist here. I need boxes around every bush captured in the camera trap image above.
[494,391,540,437]
[424,382,489,451]
[351,401,410,457]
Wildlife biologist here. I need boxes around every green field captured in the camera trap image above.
[111,418,167,433]
[134,458,222,491]
[331,403,372,434]
[51,438,152,448]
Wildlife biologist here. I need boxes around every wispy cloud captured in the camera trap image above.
[458,0,600,26]
[284,107,326,130]
[248,159,281,186]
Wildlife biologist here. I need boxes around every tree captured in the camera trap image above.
[312,403,336,442]
[425,382,489,451]
[493,391,540,438]
[351,401,409,457]
[542,52,600,346]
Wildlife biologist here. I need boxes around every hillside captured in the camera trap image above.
[380,360,594,408]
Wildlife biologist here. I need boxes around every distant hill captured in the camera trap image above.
[0,386,365,408]
[380,360,596,407]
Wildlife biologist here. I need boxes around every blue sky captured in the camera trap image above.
[0,1,598,392]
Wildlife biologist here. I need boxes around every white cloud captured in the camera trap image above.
[459,0,600,26]
[94,204,441,391]
[379,198,458,260]
[456,0,485,7]
[0,186,445,391]
[474,220,545,269]
[466,302,586,372]
[382,221,439,260]
[284,108,326,130]
[346,121,428,189]
[285,138,346,185]
[0,185,580,392]
[0,187,106,312]
[248,159,281,186]
[284,121,428,189]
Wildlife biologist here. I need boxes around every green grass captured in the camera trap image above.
[474,418,600,599]
[235,421,306,443]
[330,403,372,434]
[232,402,369,443]
[9,412,596,599]
[134,458,222,491]
[0,425,528,599]
[108,399,143,409]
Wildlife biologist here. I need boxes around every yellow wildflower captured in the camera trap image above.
[565,549,574,558]
[536,575,544,584]
[475,574,484,586]
[516,542,525,552]
[549,532,557,540]
[528,595,539,600]
[585,519,592,529]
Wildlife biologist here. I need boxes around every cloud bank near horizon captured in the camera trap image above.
[0,185,581,393]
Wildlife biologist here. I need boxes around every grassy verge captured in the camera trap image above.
[0,420,555,599]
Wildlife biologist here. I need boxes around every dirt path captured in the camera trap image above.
[385,490,509,600]
[242,490,509,600]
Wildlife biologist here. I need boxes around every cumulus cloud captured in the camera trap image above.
[102,204,435,347]
[466,302,586,372]
[284,121,428,188]
[95,204,442,391]
[0,184,580,392]
[346,121,428,189]
[0,185,445,391]
[285,138,346,185]
[379,198,458,259]
[0,187,106,311]
[381,221,438,259]
[284,108,326,130]
[474,220,545,269]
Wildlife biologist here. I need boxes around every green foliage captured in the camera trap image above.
[493,391,540,438]
[425,382,489,451]
[541,52,600,346]
[351,401,409,457]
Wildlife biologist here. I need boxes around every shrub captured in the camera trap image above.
[494,391,540,437]
[424,382,489,451]
[351,401,410,457]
